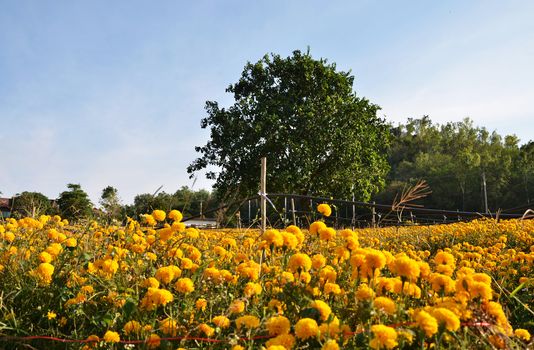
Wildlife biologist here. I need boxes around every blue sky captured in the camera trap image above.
[1,1,533,204]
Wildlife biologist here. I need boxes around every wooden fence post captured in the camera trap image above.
[291,197,296,226]
[260,157,267,233]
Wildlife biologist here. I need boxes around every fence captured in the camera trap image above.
[182,192,530,229]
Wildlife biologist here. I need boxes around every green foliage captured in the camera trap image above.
[57,184,93,222]
[188,49,390,202]
[124,186,216,219]
[377,117,533,211]
[11,191,52,218]
[99,186,122,223]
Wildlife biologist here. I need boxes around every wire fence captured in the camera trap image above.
[182,193,531,229]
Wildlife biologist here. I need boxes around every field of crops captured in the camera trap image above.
[0,206,533,349]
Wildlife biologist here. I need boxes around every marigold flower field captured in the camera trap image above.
[0,207,533,349]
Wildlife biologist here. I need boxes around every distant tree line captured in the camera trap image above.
[4,185,218,223]
[3,117,532,223]
[373,116,534,213]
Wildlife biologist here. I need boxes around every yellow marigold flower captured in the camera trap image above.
[265,315,291,335]
[369,324,398,350]
[488,334,506,349]
[3,231,15,242]
[322,339,339,350]
[356,283,375,301]
[152,209,166,222]
[36,262,55,285]
[298,271,312,284]
[434,251,455,266]
[391,256,420,281]
[47,311,57,320]
[103,330,120,343]
[102,258,119,275]
[39,251,53,263]
[168,209,183,222]
[142,277,160,289]
[345,236,359,250]
[171,221,186,232]
[436,264,455,276]
[430,273,456,294]
[263,229,284,247]
[319,265,337,283]
[199,323,215,337]
[175,277,195,294]
[472,273,491,285]
[244,282,262,297]
[146,333,161,349]
[373,297,396,315]
[155,266,179,284]
[414,310,438,337]
[181,257,194,270]
[47,228,59,240]
[46,243,63,257]
[143,214,157,226]
[431,307,460,332]
[236,315,260,330]
[365,249,386,271]
[281,231,298,249]
[232,346,245,350]
[288,253,312,272]
[204,267,221,281]
[318,317,340,340]
[140,288,174,310]
[65,237,77,247]
[324,282,342,296]
[159,318,178,336]
[196,298,207,311]
[317,203,332,217]
[265,334,296,349]
[212,315,231,328]
[266,346,286,350]
[514,328,531,341]
[279,271,295,285]
[418,261,431,278]
[312,254,327,269]
[158,227,173,241]
[286,225,305,245]
[123,320,141,335]
[470,281,493,300]
[186,227,199,239]
[229,300,246,314]
[319,227,336,241]
[309,221,327,235]
[518,277,529,284]
[295,318,319,340]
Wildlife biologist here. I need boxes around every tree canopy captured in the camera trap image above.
[57,184,93,221]
[374,117,533,212]
[188,50,390,201]
[99,186,122,223]
[124,186,215,219]
[12,191,52,218]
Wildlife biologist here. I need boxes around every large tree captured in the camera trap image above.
[57,184,93,221]
[99,186,122,223]
[188,50,390,201]
[12,191,51,218]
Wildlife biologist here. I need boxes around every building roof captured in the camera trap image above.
[0,197,11,209]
